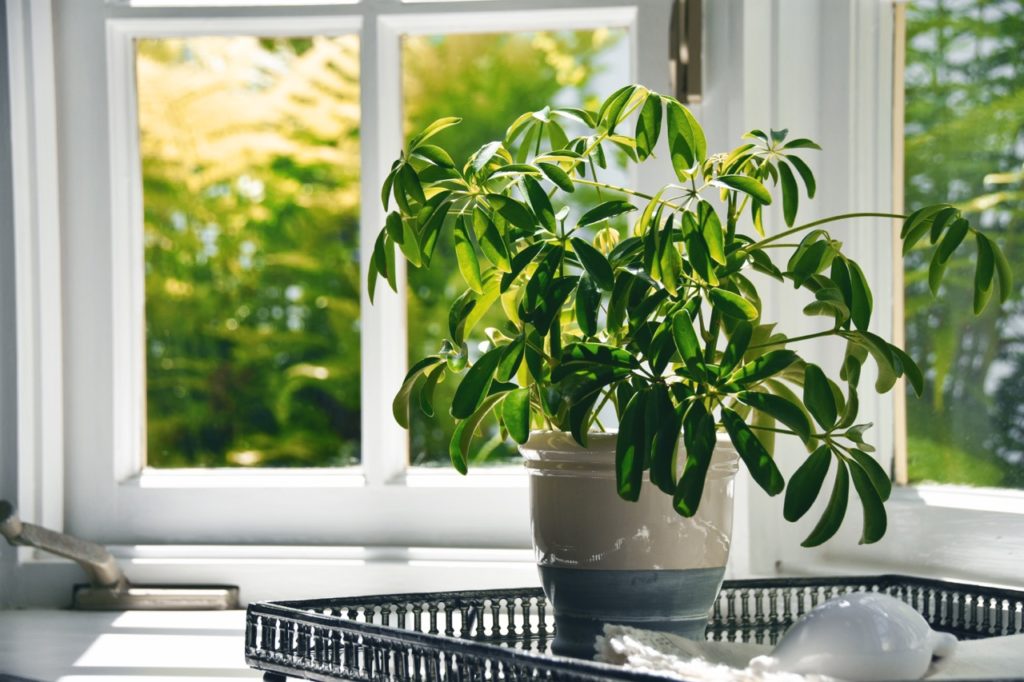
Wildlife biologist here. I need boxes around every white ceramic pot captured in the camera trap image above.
[520,431,740,658]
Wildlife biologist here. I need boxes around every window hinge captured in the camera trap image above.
[1,500,239,610]
[670,0,703,104]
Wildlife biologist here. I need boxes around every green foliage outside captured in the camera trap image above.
[140,31,622,468]
[903,0,1024,488]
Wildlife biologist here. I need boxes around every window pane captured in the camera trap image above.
[138,36,361,468]
[903,1,1022,488]
[402,29,630,467]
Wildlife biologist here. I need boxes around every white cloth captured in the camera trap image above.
[595,625,1024,681]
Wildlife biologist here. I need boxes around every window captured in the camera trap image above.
[898,0,1022,490]
[5,0,675,602]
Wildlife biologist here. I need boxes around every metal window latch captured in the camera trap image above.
[670,0,703,104]
[1,500,239,610]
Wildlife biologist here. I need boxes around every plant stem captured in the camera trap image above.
[746,329,837,351]
[573,178,685,211]
[742,212,906,253]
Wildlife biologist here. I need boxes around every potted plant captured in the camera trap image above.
[370,85,1010,657]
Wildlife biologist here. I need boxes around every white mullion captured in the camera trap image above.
[361,4,410,485]
[7,0,65,532]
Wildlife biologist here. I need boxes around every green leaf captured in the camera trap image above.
[476,213,511,272]
[616,391,648,502]
[571,237,615,291]
[409,116,461,150]
[635,94,663,161]
[381,161,399,210]
[673,401,716,516]
[713,175,772,204]
[649,385,682,495]
[578,200,637,227]
[450,346,505,419]
[934,217,969,266]
[890,345,923,397]
[992,237,1013,303]
[848,260,873,331]
[598,85,638,132]
[698,202,726,265]
[849,460,887,544]
[575,275,601,337]
[665,99,707,179]
[502,388,531,444]
[779,160,799,227]
[721,407,784,496]
[606,272,633,331]
[418,363,446,418]
[671,309,704,378]
[496,335,525,383]
[738,391,812,442]
[801,460,850,547]
[538,162,575,193]
[392,356,443,428]
[412,144,455,168]
[487,194,535,230]
[449,393,505,475]
[553,342,639,382]
[447,290,476,346]
[730,350,798,386]
[848,449,892,502]
[454,217,483,294]
[397,163,426,207]
[523,175,557,232]
[786,154,817,199]
[781,138,821,150]
[709,288,758,321]
[784,445,831,522]
[721,321,752,373]
[803,364,837,430]
[973,232,995,314]
[844,331,899,393]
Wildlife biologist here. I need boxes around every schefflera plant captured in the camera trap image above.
[371,85,1011,546]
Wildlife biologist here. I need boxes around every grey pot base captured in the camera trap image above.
[539,565,726,659]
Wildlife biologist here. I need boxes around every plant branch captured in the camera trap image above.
[742,212,906,253]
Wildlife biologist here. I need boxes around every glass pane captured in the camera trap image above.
[903,1,1022,488]
[138,35,361,468]
[402,29,630,467]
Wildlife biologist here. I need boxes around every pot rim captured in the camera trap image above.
[520,429,739,472]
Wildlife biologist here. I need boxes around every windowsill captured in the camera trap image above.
[0,609,257,680]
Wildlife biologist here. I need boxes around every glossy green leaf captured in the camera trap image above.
[721,407,784,496]
[673,401,716,516]
[730,350,798,386]
[412,144,455,168]
[848,260,873,331]
[502,388,531,444]
[671,309,704,378]
[786,154,816,199]
[606,273,633,331]
[890,345,923,397]
[487,194,535,230]
[721,321,752,373]
[849,460,887,544]
[635,94,663,161]
[476,213,512,272]
[418,363,446,418]
[992,236,1013,303]
[450,346,505,419]
[803,364,837,430]
[709,288,759,321]
[974,232,995,314]
[575,275,601,337]
[665,99,707,178]
[454,217,483,294]
[697,202,726,265]
[847,449,892,502]
[738,391,812,442]
[713,175,772,204]
[538,162,575,193]
[496,335,525,383]
[409,116,461,150]
[801,460,850,547]
[523,175,557,232]
[647,385,681,495]
[449,392,505,475]
[784,445,831,522]
[571,237,615,291]
[578,200,637,227]
[616,391,648,502]
[779,160,799,227]
[392,356,444,428]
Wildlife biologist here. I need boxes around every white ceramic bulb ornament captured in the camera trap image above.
[749,592,957,681]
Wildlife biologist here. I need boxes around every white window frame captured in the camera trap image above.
[3,0,682,606]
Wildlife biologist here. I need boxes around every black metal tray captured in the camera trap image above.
[245,575,1024,681]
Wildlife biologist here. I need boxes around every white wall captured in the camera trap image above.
[1,5,19,608]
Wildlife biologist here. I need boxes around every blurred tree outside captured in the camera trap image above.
[139,29,627,468]
[903,0,1024,487]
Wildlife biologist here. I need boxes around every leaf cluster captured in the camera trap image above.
[372,85,1011,546]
